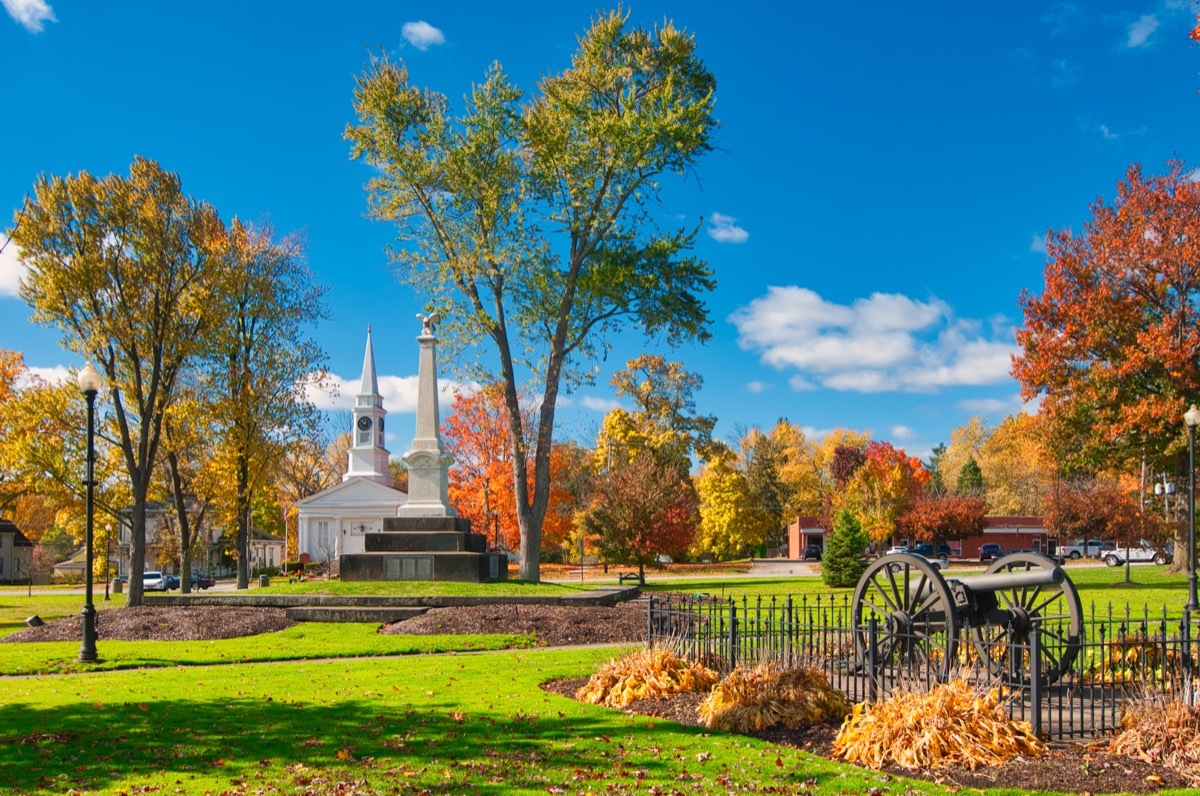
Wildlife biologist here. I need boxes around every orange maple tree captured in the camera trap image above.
[443,384,582,553]
[1015,163,1200,470]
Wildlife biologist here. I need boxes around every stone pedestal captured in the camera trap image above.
[340,518,507,582]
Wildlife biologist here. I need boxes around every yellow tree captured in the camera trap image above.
[978,413,1057,515]
[200,220,328,589]
[12,158,226,605]
[940,416,991,496]
[839,441,931,544]
[693,443,771,560]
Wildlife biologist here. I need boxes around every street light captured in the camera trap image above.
[1186,405,1200,613]
[77,362,103,662]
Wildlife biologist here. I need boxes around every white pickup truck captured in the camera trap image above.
[1060,539,1113,560]
[1100,540,1171,567]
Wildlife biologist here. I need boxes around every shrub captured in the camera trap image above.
[832,679,1045,771]
[575,647,718,708]
[821,509,869,587]
[1109,697,1200,786]
[698,663,849,732]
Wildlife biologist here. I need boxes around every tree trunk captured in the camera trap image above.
[127,484,148,606]
[236,455,250,589]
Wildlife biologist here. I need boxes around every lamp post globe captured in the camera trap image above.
[1185,404,1200,614]
[77,362,103,662]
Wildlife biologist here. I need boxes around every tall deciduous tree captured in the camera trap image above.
[897,495,987,546]
[837,442,930,544]
[346,10,718,580]
[12,158,223,604]
[202,221,328,589]
[1015,162,1200,566]
[978,413,1056,515]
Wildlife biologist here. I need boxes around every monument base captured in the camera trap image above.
[340,517,508,583]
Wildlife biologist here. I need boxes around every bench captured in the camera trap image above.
[618,572,642,585]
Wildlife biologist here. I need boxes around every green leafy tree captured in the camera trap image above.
[10,157,223,604]
[346,10,718,580]
[822,508,869,588]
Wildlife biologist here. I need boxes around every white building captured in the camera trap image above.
[295,328,408,561]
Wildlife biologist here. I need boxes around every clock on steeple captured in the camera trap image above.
[345,327,392,486]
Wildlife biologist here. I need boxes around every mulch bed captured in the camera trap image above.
[380,601,648,647]
[541,676,1189,794]
[0,606,295,643]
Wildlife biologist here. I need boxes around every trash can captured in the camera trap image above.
[258,574,270,588]
[112,579,123,595]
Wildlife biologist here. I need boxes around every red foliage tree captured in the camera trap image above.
[1015,163,1200,471]
[897,495,987,544]
[443,384,586,554]
[579,451,698,581]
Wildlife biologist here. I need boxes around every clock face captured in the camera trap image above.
[357,416,372,431]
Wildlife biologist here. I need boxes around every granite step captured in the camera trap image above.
[284,606,429,623]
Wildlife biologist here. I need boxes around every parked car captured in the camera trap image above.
[912,543,952,560]
[143,571,170,591]
[979,543,1003,562]
[887,552,943,573]
[164,575,181,590]
[884,545,909,556]
[1102,540,1171,567]
[1060,539,1108,560]
[190,573,214,589]
[802,544,822,561]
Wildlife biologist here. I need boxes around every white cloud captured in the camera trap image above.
[707,212,749,244]
[402,20,445,51]
[13,364,71,390]
[1030,233,1047,255]
[890,425,915,440]
[2,0,54,33]
[731,286,1018,394]
[580,396,622,412]
[745,381,770,394]
[305,371,459,414]
[956,392,1038,416]
[0,234,25,297]
[1098,123,1118,140]
[1126,14,1159,48]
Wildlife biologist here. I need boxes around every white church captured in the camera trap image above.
[295,329,408,561]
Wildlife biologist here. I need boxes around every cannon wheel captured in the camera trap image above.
[853,553,959,681]
[968,552,1083,685]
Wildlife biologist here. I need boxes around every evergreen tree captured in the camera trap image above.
[821,508,869,588]
[956,458,984,496]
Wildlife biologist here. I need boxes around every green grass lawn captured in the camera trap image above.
[6,645,1172,796]
[0,593,125,638]
[642,562,1198,619]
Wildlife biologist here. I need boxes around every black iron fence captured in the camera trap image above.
[647,593,1200,740]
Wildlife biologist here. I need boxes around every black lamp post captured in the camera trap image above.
[1186,405,1200,613]
[78,362,103,662]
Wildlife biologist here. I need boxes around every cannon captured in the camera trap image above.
[851,551,1083,684]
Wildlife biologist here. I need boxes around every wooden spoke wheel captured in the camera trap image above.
[852,553,959,681]
[968,552,1083,685]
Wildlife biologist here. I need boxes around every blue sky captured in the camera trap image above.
[2,1,1199,461]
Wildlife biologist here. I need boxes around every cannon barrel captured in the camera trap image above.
[952,566,1064,594]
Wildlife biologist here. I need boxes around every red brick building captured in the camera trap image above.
[785,515,1050,559]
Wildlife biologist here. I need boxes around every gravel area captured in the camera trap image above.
[1,606,295,642]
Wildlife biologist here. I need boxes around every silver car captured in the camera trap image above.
[142,571,169,591]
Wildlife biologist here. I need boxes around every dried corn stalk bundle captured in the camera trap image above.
[1109,700,1200,785]
[832,679,1045,771]
[575,647,719,708]
[698,663,849,732]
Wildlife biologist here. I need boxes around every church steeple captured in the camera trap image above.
[345,326,392,485]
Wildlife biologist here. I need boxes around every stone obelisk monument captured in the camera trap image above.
[339,314,506,582]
